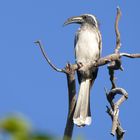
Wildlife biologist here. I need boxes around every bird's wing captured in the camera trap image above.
[97,29,102,58]
[74,29,80,59]
[74,29,82,83]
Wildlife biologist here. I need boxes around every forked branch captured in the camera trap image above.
[105,88,128,140]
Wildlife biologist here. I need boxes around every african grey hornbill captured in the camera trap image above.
[64,14,102,127]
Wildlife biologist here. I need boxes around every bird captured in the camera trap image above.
[64,14,102,127]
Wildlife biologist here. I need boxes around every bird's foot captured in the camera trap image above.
[77,62,83,69]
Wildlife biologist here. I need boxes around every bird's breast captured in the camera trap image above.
[75,29,100,64]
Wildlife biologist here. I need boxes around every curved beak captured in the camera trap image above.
[63,16,84,26]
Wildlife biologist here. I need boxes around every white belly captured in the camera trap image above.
[75,29,100,64]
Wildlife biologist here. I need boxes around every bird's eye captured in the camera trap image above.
[83,16,87,19]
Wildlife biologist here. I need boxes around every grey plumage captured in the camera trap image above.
[64,14,102,127]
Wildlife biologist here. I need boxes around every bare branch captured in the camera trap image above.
[35,40,66,73]
[63,64,76,140]
[115,7,121,54]
[35,40,140,75]
[108,69,116,89]
[68,52,140,72]
[106,88,128,140]
[107,7,122,90]
[120,53,140,58]
[106,105,125,140]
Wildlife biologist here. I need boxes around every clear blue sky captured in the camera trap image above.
[0,0,140,139]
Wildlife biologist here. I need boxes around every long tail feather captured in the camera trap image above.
[73,79,91,127]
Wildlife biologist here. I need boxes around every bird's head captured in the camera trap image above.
[64,14,99,28]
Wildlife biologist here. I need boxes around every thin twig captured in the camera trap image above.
[120,53,140,58]
[115,7,121,54]
[35,40,66,73]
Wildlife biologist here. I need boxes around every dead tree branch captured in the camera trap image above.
[105,88,128,140]
[105,7,126,140]
[35,41,76,140]
[63,64,76,140]
[35,41,140,75]
[35,40,66,73]
[120,53,140,58]
[115,7,121,54]
[108,7,122,89]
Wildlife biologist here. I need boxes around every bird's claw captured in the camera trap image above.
[77,62,83,69]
